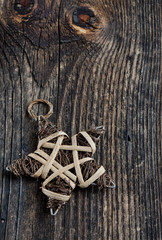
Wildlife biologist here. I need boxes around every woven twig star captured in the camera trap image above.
[7,100,115,215]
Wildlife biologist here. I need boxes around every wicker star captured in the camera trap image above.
[7,100,115,215]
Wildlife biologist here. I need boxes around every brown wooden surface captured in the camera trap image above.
[0,0,161,240]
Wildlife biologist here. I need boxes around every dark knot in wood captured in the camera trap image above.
[72,7,96,30]
[14,0,35,15]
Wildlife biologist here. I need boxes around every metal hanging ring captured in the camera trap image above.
[28,99,53,120]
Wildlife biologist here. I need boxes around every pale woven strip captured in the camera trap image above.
[29,153,76,189]
[29,131,105,202]
[41,136,64,179]
[42,157,93,187]
[43,143,92,152]
[79,132,96,155]
[38,131,68,149]
[35,149,76,182]
[79,166,105,188]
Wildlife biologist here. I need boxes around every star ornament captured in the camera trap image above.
[7,99,115,215]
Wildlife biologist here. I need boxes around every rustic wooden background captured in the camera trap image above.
[0,0,161,239]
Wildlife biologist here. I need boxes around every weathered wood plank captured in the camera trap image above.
[0,0,161,240]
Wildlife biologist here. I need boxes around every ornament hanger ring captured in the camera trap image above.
[28,99,53,120]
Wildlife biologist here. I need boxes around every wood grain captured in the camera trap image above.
[0,0,161,239]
